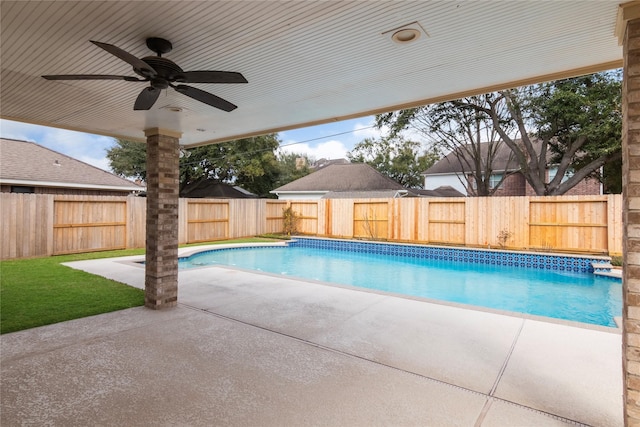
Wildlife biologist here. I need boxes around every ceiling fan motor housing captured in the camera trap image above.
[139,57,183,83]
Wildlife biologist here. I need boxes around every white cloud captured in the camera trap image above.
[0,120,41,142]
[351,116,427,144]
[278,139,349,161]
[353,119,385,140]
[77,155,113,172]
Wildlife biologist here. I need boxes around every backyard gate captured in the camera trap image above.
[186,200,229,243]
[528,198,609,253]
[427,200,465,245]
[53,197,127,255]
[353,201,389,239]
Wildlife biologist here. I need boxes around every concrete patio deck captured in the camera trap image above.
[1,245,623,426]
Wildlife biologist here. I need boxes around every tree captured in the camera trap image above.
[347,136,439,188]
[107,134,282,197]
[377,71,622,196]
[502,71,622,195]
[182,135,281,196]
[106,139,147,181]
[377,94,517,196]
[275,152,313,188]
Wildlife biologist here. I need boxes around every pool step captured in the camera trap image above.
[591,262,613,272]
[591,262,622,279]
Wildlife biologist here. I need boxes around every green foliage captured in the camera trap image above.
[178,134,281,197]
[282,206,300,236]
[107,134,283,197]
[603,157,622,194]
[519,71,622,194]
[275,152,313,188]
[107,139,147,181]
[347,136,439,188]
[377,71,622,196]
[377,94,515,195]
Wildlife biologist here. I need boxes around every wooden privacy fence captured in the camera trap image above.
[185,200,229,243]
[1,193,623,259]
[53,198,127,255]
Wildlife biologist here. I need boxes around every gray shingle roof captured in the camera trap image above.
[271,163,406,192]
[424,140,533,175]
[0,138,142,191]
[180,179,257,198]
[412,186,465,197]
[321,190,412,199]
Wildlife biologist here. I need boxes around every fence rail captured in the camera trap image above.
[0,193,623,259]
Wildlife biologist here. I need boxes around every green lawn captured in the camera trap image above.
[0,237,278,334]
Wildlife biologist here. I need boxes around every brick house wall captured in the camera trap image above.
[523,174,602,196]
[491,173,526,196]
[465,171,603,197]
[563,177,602,196]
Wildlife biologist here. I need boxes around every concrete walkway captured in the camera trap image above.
[1,246,623,426]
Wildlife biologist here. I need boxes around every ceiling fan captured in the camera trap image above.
[42,37,247,112]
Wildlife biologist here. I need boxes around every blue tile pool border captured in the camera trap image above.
[288,237,610,274]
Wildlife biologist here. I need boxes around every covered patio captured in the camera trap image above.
[1,1,638,424]
[1,251,622,425]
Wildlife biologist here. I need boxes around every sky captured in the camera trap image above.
[0,117,386,173]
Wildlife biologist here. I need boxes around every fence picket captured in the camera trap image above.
[0,194,623,259]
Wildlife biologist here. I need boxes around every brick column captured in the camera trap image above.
[144,128,181,309]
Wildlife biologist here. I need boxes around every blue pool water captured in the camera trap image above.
[180,245,622,327]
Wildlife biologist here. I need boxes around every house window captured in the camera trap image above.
[10,186,35,193]
[548,167,573,183]
[470,174,503,190]
[489,173,503,189]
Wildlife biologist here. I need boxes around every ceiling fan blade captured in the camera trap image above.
[174,84,237,112]
[177,71,248,84]
[134,87,161,110]
[42,74,144,81]
[91,40,157,78]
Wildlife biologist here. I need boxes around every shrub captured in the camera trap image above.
[282,206,300,236]
[497,229,512,249]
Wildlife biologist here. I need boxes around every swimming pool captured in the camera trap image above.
[180,240,622,327]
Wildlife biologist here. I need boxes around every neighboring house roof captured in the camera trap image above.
[271,163,406,193]
[311,158,350,170]
[423,140,527,175]
[412,186,466,197]
[180,179,257,198]
[0,138,142,192]
[322,190,411,199]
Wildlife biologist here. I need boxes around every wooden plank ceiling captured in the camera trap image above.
[0,1,623,146]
